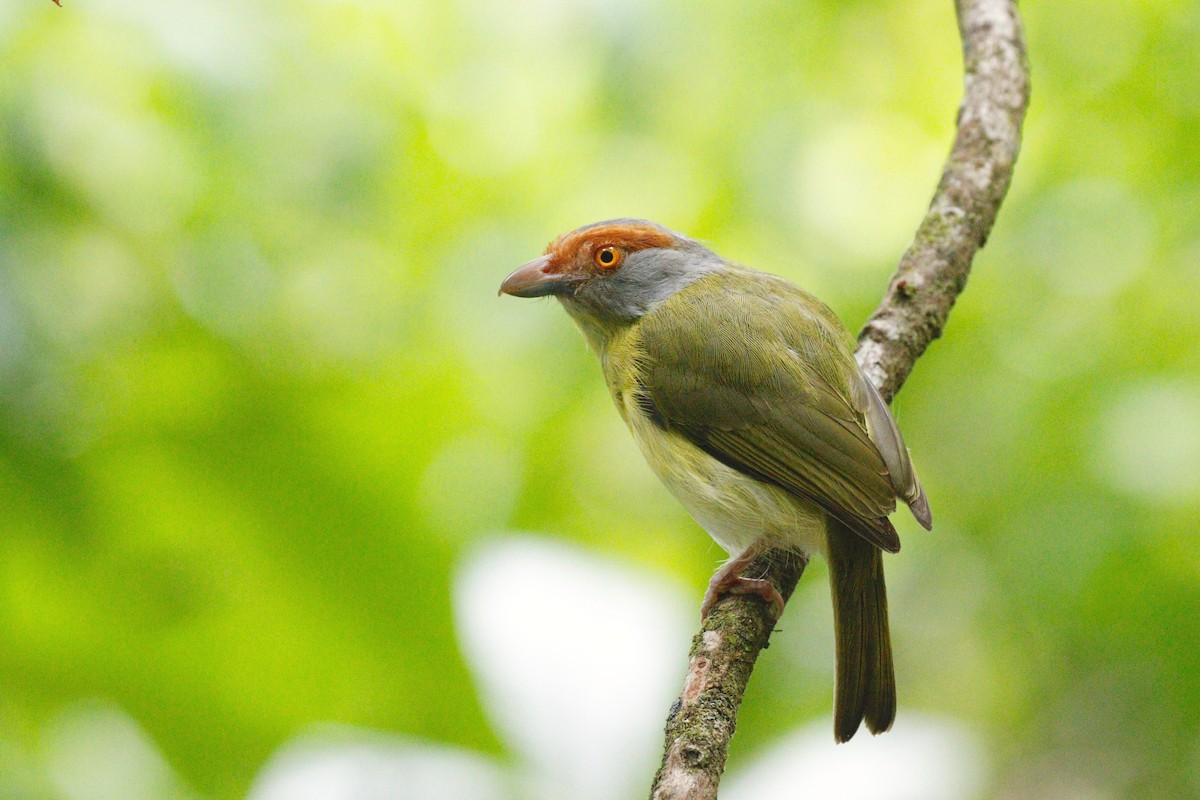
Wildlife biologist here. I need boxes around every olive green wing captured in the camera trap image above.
[634,276,905,552]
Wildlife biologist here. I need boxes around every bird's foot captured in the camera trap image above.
[700,573,785,621]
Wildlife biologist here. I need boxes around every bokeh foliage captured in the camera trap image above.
[1,0,1198,797]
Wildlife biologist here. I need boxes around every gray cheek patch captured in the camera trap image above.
[576,247,720,322]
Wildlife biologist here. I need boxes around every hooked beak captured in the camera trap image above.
[498,255,578,298]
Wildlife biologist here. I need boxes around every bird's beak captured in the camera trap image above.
[499,255,577,298]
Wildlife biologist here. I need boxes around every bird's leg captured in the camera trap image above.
[700,538,785,621]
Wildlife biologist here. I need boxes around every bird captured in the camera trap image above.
[499,218,932,743]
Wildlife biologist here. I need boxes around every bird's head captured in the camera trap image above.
[499,219,720,327]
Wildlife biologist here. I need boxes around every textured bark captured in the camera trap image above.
[649,1,1029,797]
[650,553,807,799]
[857,0,1030,402]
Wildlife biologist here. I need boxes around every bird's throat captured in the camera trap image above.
[558,296,631,356]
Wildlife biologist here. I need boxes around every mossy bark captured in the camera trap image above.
[651,553,805,800]
[858,0,1031,402]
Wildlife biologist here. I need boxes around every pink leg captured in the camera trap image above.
[700,539,785,621]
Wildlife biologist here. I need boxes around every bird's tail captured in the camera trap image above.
[827,518,896,743]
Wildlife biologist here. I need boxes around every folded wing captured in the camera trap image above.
[635,276,931,552]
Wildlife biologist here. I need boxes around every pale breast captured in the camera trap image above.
[620,393,828,558]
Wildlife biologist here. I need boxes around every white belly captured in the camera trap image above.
[622,395,828,558]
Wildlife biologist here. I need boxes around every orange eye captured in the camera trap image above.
[594,246,621,269]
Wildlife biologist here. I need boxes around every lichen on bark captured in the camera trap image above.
[651,553,806,800]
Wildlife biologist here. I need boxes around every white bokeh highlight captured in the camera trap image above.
[41,701,192,800]
[453,536,693,800]
[723,714,987,800]
[247,731,509,800]
[249,537,990,800]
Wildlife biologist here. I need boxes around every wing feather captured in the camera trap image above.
[636,275,919,551]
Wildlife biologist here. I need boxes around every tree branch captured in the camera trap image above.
[649,1,1029,797]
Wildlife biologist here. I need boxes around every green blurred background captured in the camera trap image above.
[1,0,1198,798]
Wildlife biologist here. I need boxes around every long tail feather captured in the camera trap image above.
[827,517,896,742]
